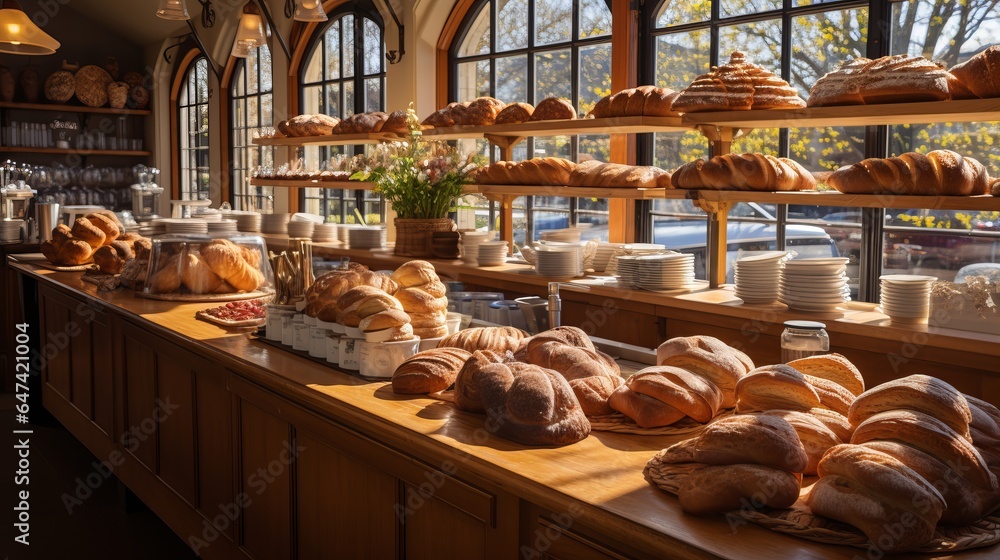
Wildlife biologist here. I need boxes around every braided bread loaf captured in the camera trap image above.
[827,150,991,195]
[673,153,816,191]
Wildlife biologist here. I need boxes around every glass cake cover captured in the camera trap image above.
[144,234,274,296]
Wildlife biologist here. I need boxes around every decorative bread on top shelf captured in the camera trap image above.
[807,54,969,107]
[670,51,806,113]
[281,114,339,137]
[673,153,816,191]
[827,150,991,196]
[333,111,389,134]
[528,97,577,121]
[950,45,1000,99]
[588,85,680,118]
[422,96,507,127]
[495,102,534,124]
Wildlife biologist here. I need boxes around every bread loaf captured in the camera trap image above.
[850,409,996,490]
[803,374,855,416]
[807,407,854,442]
[359,308,410,333]
[199,239,265,292]
[608,384,685,428]
[677,464,801,515]
[395,288,447,313]
[569,375,623,416]
[305,269,365,320]
[391,260,439,288]
[529,97,576,121]
[807,444,946,553]
[477,361,591,446]
[524,326,594,350]
[147,254,182,293]
[523,341,619,381]
[381,109,410,134]
[464,96,505,125]
[392,347,472,394]
[786,354,865,396]
[966,395,1000,440]
[828,150,991,196]
[474,157,576,186]
[568,160,673,189]
[618,366,724,424]
[949,45,1000,99]
[334,111,388,134]
[656,335,747,408]
[694,414,808,472]
[71,217,107,249]
[761,410,842,475]
[672,153,816,191]
[437,326,528,354]
[285,114,338,136]
[41,238,94,266]
[494,102,533,124]
[735,364,821,413]
[588,86,680,118]
[454,350,508,413]
[808,55,957,107]
[671,51,805,113]
[848,374,972,438]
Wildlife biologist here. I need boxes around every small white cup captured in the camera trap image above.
[445,312,463,335]
[358,339,420,379]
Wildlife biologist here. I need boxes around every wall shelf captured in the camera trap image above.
[251,132,405,146]
[0,146,151,157]
[249,178,374,189]
[422,115,689,140]
[0,101,152,116]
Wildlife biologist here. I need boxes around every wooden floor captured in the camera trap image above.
[1,393,197,559]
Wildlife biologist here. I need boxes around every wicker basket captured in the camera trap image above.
[394,218,456,257]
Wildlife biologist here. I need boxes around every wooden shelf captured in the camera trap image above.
[679,189,1000,211]
[251,131,405,146]
[681,97,1000,130]
[249,177,374,189]
[0,101,152,116]
[471,183,671,200]
[0,146,151,156]
[423,115,689,140]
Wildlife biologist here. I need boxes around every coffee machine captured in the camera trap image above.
[130,166,163,221]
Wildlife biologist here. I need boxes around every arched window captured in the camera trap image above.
[451,0,613,243]
[177,56,211,200]
[299,1,386,224]
[231,45,275,211]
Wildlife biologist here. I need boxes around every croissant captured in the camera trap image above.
[198,239,265,292]
[673,153,816,191]
[828,150,991,196]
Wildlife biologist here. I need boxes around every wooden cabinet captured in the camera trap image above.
[38,283,116,458]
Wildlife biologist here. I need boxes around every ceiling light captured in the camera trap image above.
[231,1,267,59]
[293,0,327,22]
[0,0,60,55]
[155,0,191,21]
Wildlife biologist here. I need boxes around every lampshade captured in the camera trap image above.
[293,0,327,22]
[0,0,60,55]
[230,2,266,58]
[155,0,191,21]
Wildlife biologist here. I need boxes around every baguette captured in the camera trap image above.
[568,160,672,188]
[673,153,816,191]
[828,150,991,196]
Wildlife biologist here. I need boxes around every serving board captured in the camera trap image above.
[137,289,273,303]
[195,310,265,328]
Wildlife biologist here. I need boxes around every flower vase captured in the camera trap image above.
[394,217,456,257]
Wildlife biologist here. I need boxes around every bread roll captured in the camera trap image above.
[454,350,509,413]
[761,410,842,475]
[828,150,991,196]
[677,464,801,515]
[807,444,946,553]
[359,309,410,332]
[529,97,576,121]
[568,160,672,189]
[306,270,364,320]
[390,260,439,288]
[464,96,505,125]
[334,111,388,133]
[656,335,746,408]
[949,45,1000,99]
[477,361,590,446]
[569,375,623,416]
[438,327,527,354]
[804,374,855,416]
[83,212,120,244]
[286,113,338,136]
[392,347,472,394]
[848,374,972,439]
[694,414,808,472]
[494,102,533,124]
[71,217,106,249]
[199,239,265,292]
[395,288,448,313]
[413,325,450,339]
[672,153,816,191]
[735,364,821,413]
[850,409,996,490]
[786,354,864,396]
[621,366,723,424]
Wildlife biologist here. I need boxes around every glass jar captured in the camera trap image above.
[781,320,830,362]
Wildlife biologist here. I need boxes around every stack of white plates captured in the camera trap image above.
[616,253,696,290]
[287,220,315,238]
[780,258,851,312]
[477,241,509,266]
[192,210,222,222]
[734,251,790,303]
[539,228,583,243]
[312,223,338,242]
[159,218,208,235]
[535,245,582,278]
[261,213,291,234]
[602,243,666,275]
[207,219,238,234]
[338,224,361,243]
[460,231,493,264]
[0,219,23,242]
[233,212,262,232]
[348,226,385,249]
[139,220,167,237]
[880,274,935,323]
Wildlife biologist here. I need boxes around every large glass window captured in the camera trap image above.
[178,57,211,200]
[299,2,386,225]
[452,0,613,244]
[231,45,275,211]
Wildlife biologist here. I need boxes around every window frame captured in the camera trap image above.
[176,55,212,201]
[229,45,275,212]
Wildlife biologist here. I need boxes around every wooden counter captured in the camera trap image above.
[11,257,1000,560]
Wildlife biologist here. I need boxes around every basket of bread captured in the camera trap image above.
[142,235,273,301]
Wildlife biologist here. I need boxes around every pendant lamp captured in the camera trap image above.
[0,0,60,55]
[293,0,327,22]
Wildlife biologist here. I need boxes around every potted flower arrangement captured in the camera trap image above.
[351,105,483,256]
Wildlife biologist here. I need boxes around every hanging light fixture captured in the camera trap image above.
[155,0,191,20]
[0,0,60,55]
[293,0,327,23]
[231,1,267,58]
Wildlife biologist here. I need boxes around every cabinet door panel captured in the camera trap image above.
[196,371,233,526]
[296,430,398,560]
[122,339,157,471]
[155,354,197,506]
[238,400,292,560]
[91,311,114,436]
[404,484,487,560]
[41,294,71,398]
[69,316,93,418]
